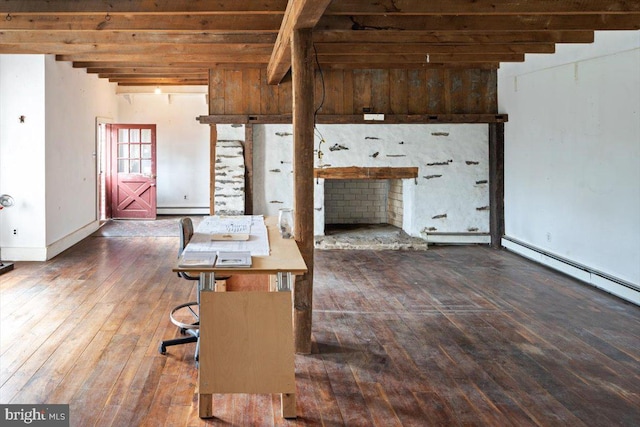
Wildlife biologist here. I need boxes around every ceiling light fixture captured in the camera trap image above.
[154,86,162,94]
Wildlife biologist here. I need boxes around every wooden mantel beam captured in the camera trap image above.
[266,0,332,85]
[314,167,419,180]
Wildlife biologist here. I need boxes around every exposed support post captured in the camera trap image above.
[291,28,314,354]
[209,124,217,215]
[489,123,505,248]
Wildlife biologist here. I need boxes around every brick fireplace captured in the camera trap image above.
[324,179,403,228]
[314,167,417,235]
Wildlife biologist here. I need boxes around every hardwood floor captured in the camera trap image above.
[1,235,638,426]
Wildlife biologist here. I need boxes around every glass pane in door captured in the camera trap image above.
[141,129,152,143]
[130,144,140,158]
[142,159,152,174]
[130,129,140,143]
[118,129,129,143]
[141,144,152,159]
[118,159,129,173]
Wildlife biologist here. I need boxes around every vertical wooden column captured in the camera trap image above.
[489,122,505,248]
[209,124,217,215]
[291,28,314,354]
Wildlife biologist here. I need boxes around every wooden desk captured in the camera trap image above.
[173,216,307,419]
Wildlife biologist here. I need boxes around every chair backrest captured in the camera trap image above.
[179,217,194,257]
[178,217,199,281]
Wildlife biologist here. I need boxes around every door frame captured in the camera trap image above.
[96,117,113,221]
[106,123,158,220]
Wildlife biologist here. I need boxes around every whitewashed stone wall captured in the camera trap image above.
[253,123,489,238]
[215,140,245,215]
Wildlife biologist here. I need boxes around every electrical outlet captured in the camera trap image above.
[184,195,188,200]
[13,229,17,235]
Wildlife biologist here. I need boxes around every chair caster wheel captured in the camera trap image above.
[159,344,167,355]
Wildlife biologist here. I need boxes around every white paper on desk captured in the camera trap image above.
[198,215,252,235]
[186,215,270,256]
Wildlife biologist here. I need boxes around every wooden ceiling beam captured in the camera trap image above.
[326,0,640,15]
[84,62,503,72]
[267,0,332,85]
[2,1,634,86]
[69,52,524,68]
[0,41,556,56]
[317,14,640,32]
[318,53,525,64]
[57,53,270,63]
[87,67,209,75]
[313,43,556,55]
[3,0,634,15]
[0,30,278,45]
[0,43,273,55]
[320,62,500,70]
[0,29,592,46]
[72,61,266,70]
[60,52,524,68]
[117,81,209,86]
[0,0,288,14]
[111,77,208,84]
[313,30,595,44]
[0,14,283,31]
[100,73,208,79]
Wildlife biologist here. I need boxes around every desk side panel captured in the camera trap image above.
[199,291,296,394]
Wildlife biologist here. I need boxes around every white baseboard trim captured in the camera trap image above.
[502,237,639,306]
[157,207,209,215]
[47,220,101,260]
[423,232,491,245]
[2,220,100,261]
[2,247,48,262]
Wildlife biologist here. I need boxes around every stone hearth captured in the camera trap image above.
[315,224,428,250]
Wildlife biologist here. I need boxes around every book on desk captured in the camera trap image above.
[178,251,217,268]
[215,251,252,268]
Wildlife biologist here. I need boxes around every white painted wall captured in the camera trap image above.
[499,31,640,298]
[253,123,489,237]
[253,124,294,217]
[0,55,47,259]
[45,57,118,252]
[0,55,117,261]
[116,90,210,214]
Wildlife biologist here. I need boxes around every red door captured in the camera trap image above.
[110,124,157,219]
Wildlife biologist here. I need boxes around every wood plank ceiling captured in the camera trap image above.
[0,1,638,87]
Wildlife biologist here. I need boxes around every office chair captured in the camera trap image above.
[159,217,201,361]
